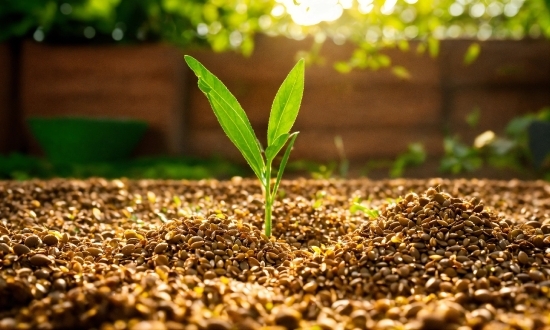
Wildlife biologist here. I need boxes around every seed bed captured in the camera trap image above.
[0,178,550,329]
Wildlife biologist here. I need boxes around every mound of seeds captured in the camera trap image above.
[1,178,550,329]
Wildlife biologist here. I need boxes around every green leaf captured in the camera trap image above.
[464,43,481,65]
[391,66,411,80]
[184,55,265,183]
[398,40,409,52]
[202,3,219,23]
[351,203,379,218]
[334,61,352,73]
[267,59,305,146]
[416,43,426,55]
[428,38,439,58]
[271,132,299,197]
[265,133,289,163]
[211,31,229,52]
[198,79,211,93]
[466,107,480,128]
[376,54,391,67]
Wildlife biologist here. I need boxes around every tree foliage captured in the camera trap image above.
[1,0,549,65]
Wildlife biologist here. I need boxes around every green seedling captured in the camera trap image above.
[184,55,304,237]
[312,190,326,210]
[350,196,379,218]
[351,202,380,219]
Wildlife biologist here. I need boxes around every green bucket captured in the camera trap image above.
[28,117,148,164]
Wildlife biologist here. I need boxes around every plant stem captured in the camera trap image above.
[265,196,273,237]
[264,164,272,237]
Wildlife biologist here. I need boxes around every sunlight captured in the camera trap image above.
[358,0,374,14]
[381,0,398,15]
[278,0,344,26]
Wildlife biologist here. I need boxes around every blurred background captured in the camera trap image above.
[1,0,550,180]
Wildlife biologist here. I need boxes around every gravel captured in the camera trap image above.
[1,177,550,329]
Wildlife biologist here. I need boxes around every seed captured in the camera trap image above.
[205,319,232,330]
[518,251,528,264]
[316,317,337,330]
[418,310,446,329]
[332,300,352,315]
[30,254,51,266]
[510,229,523,240]
[303,281,318,292]
[425,278,440,292]
[61,233,69,244]
[13,243,31,255]
[469,215,481,225]
[433,193,446,204]
[124,230,138,239]
[368,250,377,260]
[398,217,409,226]
[349,309,368,328]
[53,278,67,291]
[274,308,302,329]
[529,269,544,282]
[131,321,168,330]
[0,243,10,253]
[42,235,58,246]
[24,235,41,248]
[517,273,531,282]
[412,243,425,249]
[155,255,169,266]
[474,289,492,302]
[455,279,470,292]
[127,238,140,245]
[121,244,135,256]
[87,247,102,257]
[464,220,474,227]
[385,274,399,282]
[92,208,102,220]
[213,249,225,255]
[376,319,400,329]
[190,241,204,249]
[439,282,453,292]
[398,265,410,277]
[442,302,465,322]
[189,236,203,244]
[404,303,423,318]
[437,220,449,227]
[35,269,50,279]
[471,308,493,322]
[204,271,217,280]
[154,242,169,254]
[248,257,260,267]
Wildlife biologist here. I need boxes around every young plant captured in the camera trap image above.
[184,55,304,237]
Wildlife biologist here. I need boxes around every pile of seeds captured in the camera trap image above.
[1,178,550,329]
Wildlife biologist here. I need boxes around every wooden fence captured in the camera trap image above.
[1,36,549,162]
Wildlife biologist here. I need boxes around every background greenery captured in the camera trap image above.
[2,0,550,62]
[0,154,247,180]
[2,109,549,180]
[2,0,550,180]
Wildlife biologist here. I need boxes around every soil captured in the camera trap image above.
[1,177,550,330]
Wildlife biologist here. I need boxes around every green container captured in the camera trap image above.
[28,117,148,164]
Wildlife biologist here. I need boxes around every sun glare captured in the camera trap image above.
[278,0,345,26]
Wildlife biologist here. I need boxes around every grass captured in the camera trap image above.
[0,153,246,180]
